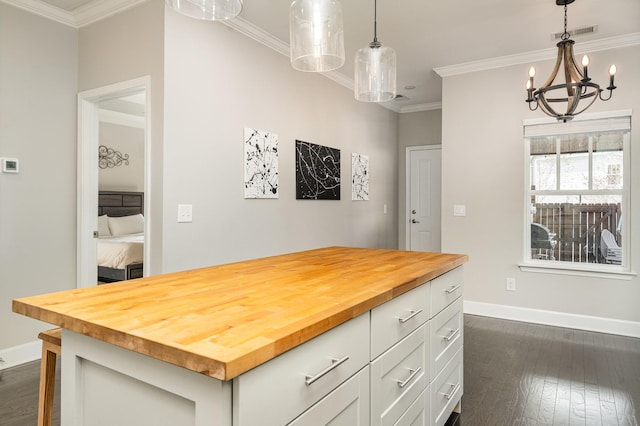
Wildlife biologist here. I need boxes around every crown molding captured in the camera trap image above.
[0,0,148,28]
[399,102,442,113]
[434,32,640,77]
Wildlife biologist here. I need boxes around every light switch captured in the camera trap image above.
[1,157,19,173]
[453,204,466,217]
[178,204,193,223]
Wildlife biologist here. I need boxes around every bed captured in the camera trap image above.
[97,191,144,282]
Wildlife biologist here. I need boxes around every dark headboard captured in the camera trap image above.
[98,191,144,217]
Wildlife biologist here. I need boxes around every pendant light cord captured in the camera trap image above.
[370,0,381,48]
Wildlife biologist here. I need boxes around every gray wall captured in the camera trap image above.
[99,123,145,192]
[397,110,442,249]
[162,10,399,271]
[0,4,78,348]
[441,45,640,324]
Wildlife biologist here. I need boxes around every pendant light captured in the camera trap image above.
[526,0,617,122]
[354,0,396,102]
[165,0,243,21]
[290,0,345,72]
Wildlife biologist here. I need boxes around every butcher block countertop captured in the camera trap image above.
[13,246,467,381]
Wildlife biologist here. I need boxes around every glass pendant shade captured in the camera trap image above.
[290,0,345,72]
[354,43,396,102]
[165,0,243,21]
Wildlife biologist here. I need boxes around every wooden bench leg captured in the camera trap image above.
[37,341,59,426]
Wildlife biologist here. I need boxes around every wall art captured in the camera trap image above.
[295,140,340,200]
[244,128,279,198]
[351,153,369,201]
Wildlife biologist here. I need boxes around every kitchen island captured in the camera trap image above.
[13,246,467,426]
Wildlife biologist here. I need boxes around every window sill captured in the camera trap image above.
[518,261,636,280]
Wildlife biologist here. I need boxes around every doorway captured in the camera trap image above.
[77,77,151,288]
[406,146,442,252]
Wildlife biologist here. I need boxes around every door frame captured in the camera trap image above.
[405,145,442,251]
[77,76,152,288]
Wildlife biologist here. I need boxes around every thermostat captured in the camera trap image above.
[1,158,19,173]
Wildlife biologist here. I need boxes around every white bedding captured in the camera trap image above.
[97,233,144,270]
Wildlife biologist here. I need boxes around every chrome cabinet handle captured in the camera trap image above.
[444,284,461,294]
[396,367,422,388]
[398,309,424,324]
[441,383,461,400]
[305,355,349,386]
[443,328,461,342]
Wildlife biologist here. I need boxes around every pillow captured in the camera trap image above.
[98,215,111,237]
[108,214,145,236]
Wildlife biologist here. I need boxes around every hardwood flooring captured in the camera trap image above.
[462,315,640,425]
[0,315,638,425]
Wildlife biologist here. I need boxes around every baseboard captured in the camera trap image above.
[0,341,40,371]
[464,300,640,339]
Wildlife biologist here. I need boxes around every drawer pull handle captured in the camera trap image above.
[444,284,461,294]
[441,383,461,400]
[305,355,350,386]
[398,309,424,324]
[396,367,422,388]
[443,328,461,342]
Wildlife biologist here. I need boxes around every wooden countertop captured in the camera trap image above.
[13,247,467,380]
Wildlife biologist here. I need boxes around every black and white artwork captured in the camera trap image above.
[295,140,341,200]
[244,128,279,198]
[351,153,369,201]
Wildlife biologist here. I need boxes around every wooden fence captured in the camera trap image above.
[533,203,621,263]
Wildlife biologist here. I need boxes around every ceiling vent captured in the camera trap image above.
[552,25,598,41]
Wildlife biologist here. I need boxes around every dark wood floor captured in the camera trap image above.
[0,315,638,425]
[462,315,640,425]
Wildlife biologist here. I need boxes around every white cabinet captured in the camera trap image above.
[233,313,370,426]
[429,298,463,381]
[288,367,370,426]
[370,324,428,426]
[430,349,463,426]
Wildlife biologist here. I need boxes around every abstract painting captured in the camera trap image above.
[244,128,279,198]
[295,140,341,200]
[351,153,369,201]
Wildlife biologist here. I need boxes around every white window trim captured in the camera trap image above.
[520,110,633,278]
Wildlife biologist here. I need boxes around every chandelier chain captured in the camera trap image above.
[562,3,569,40]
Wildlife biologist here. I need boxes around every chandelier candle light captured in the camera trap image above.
[290,0,345,72]
[526,0,616,122]
[354,0,396,102]
[165,0,242,21]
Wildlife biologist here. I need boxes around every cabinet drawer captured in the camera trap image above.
[371,324,428,426]
[371,283,429,359]
[430,267,463,317]
[233,313,370,426]
[288,366,370,426]
[430,348,463,426]
[430,298,463,381]
[393,386,430,426]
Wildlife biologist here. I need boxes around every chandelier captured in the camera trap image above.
[526,0,617,122]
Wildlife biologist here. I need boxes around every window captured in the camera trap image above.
[524,112,630,271]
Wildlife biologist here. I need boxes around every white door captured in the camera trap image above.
[407,147,441,252]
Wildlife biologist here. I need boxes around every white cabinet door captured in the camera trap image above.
[288,367,370,426]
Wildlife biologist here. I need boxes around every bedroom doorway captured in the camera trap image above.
[77,77,151,289]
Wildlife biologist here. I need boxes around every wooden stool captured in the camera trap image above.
[38,328,61,426]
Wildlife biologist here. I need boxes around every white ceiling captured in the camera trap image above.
[9,0,640,111]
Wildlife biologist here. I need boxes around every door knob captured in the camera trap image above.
[411,219,420,224]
